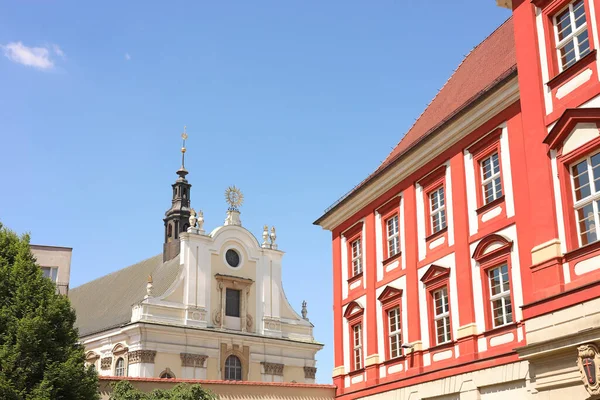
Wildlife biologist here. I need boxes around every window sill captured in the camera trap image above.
[347,272,363,285]
[382,355,406,366]
[547,49,597,90]
[425,227,447,242]
[483,321,517,336]
[382,251,402,266]
[475,195,505,215]
[347,367,365,377]
[563,240,600,263]
[427,340,454,353]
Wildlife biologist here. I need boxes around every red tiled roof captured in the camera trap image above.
[378,17,516,171]
[99,376,336,389]
[317,18,517,222]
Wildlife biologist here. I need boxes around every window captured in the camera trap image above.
[352,323,363,370]
[160,368,175,379]
[571,152,600,246]
[115,357,125,377]
[554,0,590,70]
[429,187,446,234]
[41,266,58,283]
[351,238,363,276]
[433,287,451,344]
[488,264,513,327]
[224,355,242,381]
[225,288,241,317]
[481,152,503,205]
[386,215,400,257]
[387,307,402,358]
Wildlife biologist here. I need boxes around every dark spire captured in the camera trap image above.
[163,127,192,262]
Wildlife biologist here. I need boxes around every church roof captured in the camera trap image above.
[316,17,516,225]
[69,254,181,337]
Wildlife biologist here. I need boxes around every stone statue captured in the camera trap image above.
[262,225,269,248]
[270,226,277,249]
[189,208,197,229]
[197,210,204,232]
[146,275,153,298]
[301,300,308,320]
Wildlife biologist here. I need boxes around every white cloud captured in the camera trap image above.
[125,53,131,61]
[52,44,65,58]
[1,41,62,70]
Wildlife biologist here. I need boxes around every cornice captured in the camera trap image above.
[316,75,520,231]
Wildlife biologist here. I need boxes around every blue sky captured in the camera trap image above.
[0,1,510,383]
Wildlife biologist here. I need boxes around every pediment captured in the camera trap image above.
[420,264,450,285]
[112,343,128,356]
[377,286,403,303]
[472,234,513,261]
[343,301,364,319]
[544,108,600,153]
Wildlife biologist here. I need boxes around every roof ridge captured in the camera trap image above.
[70,253,162,292]
[378,16,514,167]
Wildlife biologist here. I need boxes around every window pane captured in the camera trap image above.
[560,40,577,68]
[225,288,241,317]
[556,9,572,41]
[440,210,447,229]
[577,29,591,56]
[489,268,502,296]
[572,160,591,200]
[505,297,514,324]
[492,153,500,174]
[494,177,503,198]
[484,182,495,204]
[574,0,587,28]
[482,157,492,180]
[492,299,506,327]
[592,153,600,191]
[577,203,597,245]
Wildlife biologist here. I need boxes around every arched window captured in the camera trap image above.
[115,357,125,377]
[167,224,173,238]
[224,355,242,381]
[159,368,175,379]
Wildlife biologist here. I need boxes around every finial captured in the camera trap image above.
[262,225,269,248]
[225,186,244,211]
[197,210,204,233]
[146,275,153,298]
[270,226,277,249]
[189,208,197,229]
[301,300,308,320]
[181,126,188,169]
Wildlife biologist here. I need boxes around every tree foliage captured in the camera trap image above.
[0,223,99,399]
[110,381,218,400]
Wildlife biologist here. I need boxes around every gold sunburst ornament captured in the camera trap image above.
[225,186,244,210]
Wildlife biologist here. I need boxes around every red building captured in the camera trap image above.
[315,1,600,399]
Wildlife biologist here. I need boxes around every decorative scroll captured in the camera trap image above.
[304,366,317,379]
[100,357,112,370]
[180,353,207,368]
[128,350,157,365]
[261,362,284,376]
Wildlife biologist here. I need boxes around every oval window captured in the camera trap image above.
[225,249,240,268]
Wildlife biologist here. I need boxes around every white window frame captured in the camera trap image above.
[387,307,402,359]
[41,266,58,283]
[480,152,503,205]
[351,238,363,276]
[115,357,126,377]
[554,0,590,71]
[429,186,446,234]
[571,152,600,246]
[352,323,363,370]
[433,287,451,345]
[386,215,400,258]
[488,264,513,328]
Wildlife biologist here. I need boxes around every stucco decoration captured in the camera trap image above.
[577,343,600,396]
[100,357,112,370]
[304,366,317,379]
[261,362,284,376]
[180,353,207,368]
[128,350,157,365]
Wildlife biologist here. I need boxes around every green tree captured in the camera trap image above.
[0,223,99,400]
[110,381,218,400]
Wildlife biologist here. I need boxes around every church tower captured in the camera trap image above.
[163,127,192,262]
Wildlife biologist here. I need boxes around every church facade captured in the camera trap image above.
[70,139,321,383]
[316,1,600,399]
